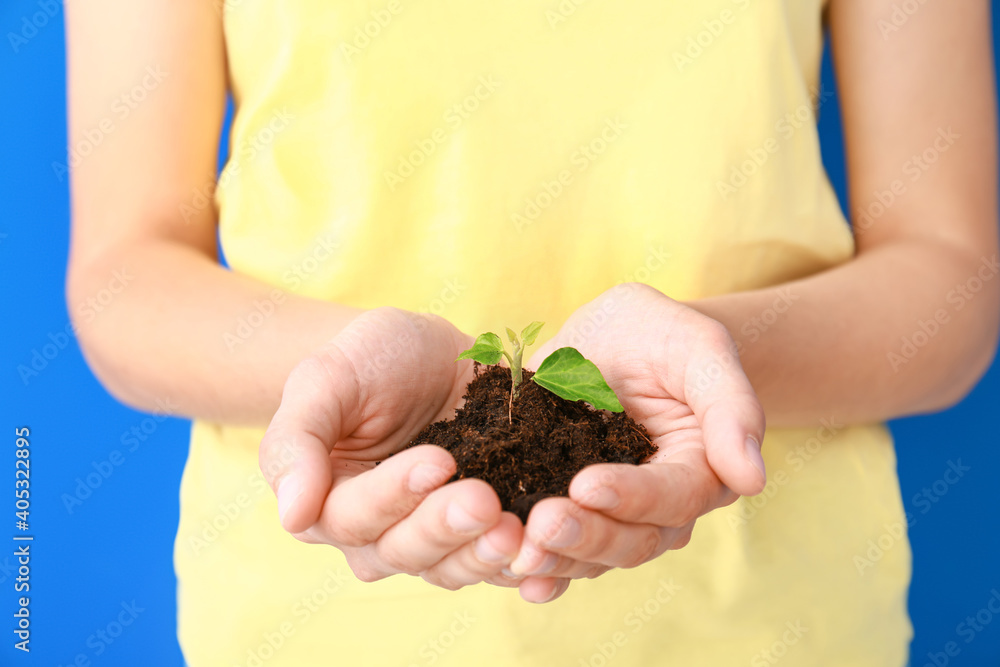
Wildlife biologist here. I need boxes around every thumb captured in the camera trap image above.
[259,353,358,533]
[684,350,766,496]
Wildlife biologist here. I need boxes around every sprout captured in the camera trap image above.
[457,321,624,420]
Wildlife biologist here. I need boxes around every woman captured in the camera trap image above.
[65,0,998,664]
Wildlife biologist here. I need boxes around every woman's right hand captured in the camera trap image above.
[259,307,524,590]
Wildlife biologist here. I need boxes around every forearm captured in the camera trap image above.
[689,240,999,427]
[67,240,362,426]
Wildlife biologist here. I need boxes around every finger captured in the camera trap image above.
[260,352,360,533]
[520,497,673,570]
[419,512,523,590]
[511,549,613,580]
[568,459,731,527]
[372,478,502,575]
[543,560,613,580]
[485,570,524,588]
[682,328,767,495]
[506,539,560,577]
[312,445,456,547]
[519,577,570,604]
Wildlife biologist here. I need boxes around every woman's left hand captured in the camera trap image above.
[508,283,768,603]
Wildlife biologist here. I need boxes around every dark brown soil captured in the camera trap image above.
[405,364,656,522]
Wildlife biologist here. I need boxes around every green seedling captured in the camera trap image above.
[457,322,624,419]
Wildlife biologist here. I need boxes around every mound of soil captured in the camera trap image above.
[406,363,656,522]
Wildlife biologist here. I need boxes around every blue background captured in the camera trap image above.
[1,2,998,666]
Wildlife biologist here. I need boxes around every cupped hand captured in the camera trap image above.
[259,307,524,590]
[509,283,767,602]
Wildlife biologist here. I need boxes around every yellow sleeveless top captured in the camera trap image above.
[175,1,912,664]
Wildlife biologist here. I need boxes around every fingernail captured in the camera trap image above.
[744,435,766,481]
[510,544,558,576]
[541,516,581,549]
[446,502,488,534]
[408,464,451,494]
[474,534,510,565]
[580,484,620,510]
[533,585,560,604]
[501,567,516,578]
[277,475,304,528]
[508,545,539,576]
[528,552,560,576]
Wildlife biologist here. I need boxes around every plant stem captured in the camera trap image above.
[502,349,523,396]
[502,343,523,424]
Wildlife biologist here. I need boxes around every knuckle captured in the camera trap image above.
[350,563,385,583]
[375,541,419,574]
[422,571,466,591]
[258,437,291,484]
[662,470,708,527]
[289,529,320,545]
[288,354,331,388]
[672,497,703,527]
[669,527,694,551]
[325,518,370,549]
[612,281,653,299]
[716,488,740,509]
[620,530,661,569]
[703,320,736,352]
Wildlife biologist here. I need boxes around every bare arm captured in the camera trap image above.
[690,0,999,426]
[65,0,361,426]
[508,1,999,586]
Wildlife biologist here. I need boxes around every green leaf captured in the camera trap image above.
[456,332,504,365]
[532,347,624,412]
[505,327,518,345]
[520,321,545,346]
